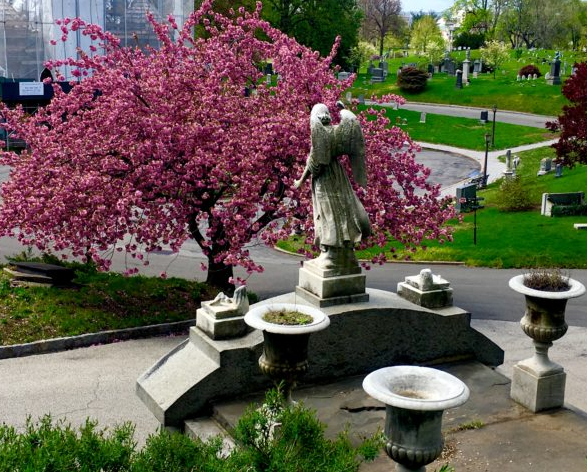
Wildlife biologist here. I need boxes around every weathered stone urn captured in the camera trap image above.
[509,274,585,411]
[244,303,329,402]
[363,366,470,472]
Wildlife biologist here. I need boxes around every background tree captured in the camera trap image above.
[547,62,587,167]
[480,39,509,77]
[410,16,443,54]
[262,0,362,68]
[0,1,454,290]
[360,0,404,57]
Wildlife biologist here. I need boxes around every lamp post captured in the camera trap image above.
[483,133,490,187]
[491,104,497,147]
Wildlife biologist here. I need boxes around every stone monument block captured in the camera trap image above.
[196,286,249,340]
[397,269,453,309]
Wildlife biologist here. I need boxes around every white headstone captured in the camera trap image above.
[266,74,271,84]
[419,112,426,123]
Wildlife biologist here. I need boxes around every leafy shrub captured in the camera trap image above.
[493,176,537,212]
[0,390,383,471]
[397,67,429,93]
[519,64,541,78]
[551,203,587,217]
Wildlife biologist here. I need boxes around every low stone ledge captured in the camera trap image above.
[0,319,195,360]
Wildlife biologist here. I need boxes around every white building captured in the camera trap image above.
[0,0,192,80]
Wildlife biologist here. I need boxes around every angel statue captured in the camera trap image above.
[294,103,371,270]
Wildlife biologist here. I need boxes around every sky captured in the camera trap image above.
[402,0,454,14]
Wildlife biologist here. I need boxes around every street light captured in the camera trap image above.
[483,133,491,187]
[491,104,497,147]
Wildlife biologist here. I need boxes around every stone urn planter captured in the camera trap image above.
[509,274,585,411]
[363,366,469,472]
[244,303,329,403]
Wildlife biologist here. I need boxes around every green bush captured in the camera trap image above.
[551,203,587,216]
[397,66,428,93]
[0,390,383,471]
[519,64,541,78]
[493,176,538,212]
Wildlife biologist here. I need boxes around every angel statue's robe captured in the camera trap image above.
[306,104,371,248]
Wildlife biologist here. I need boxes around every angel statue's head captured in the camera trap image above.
[311,103,331,126]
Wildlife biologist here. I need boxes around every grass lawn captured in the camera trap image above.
[0,264,219,346]
[277,147,587,268]
[360,105,556,151]
[350,48,584,115]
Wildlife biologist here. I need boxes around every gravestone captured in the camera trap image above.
[420,111,426,123]
[358,94,365,105]
[427,64,434,75]
[367,63,374,75]
[555,163,563,178]
[338,71,350,81]
[517,74,521,81]
[537,157,552,176]
[266,74,271,84]
[395,116,401,125]
[504,149,514,179]
[473,71,478,79]
[533,73,537,80]
[513,155,520,172]
[264,63,273,75]
[473,60,481,73]
[455,70,463,89]
[479,110,489,123]
[462,56,470,83]
[446,60,456,75]
[195,287,249,340]
[545,72,550,80]
[371,68,384,83]
[522,75,526,80]
[345,91,352,102]
[547,52,561,85]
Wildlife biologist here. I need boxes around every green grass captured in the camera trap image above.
[277,147,587,268]
[361,105,556,150]
[0,265,219,346]
[351,48,584,115]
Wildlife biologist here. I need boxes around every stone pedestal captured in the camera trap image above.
[397,269,453,309]
[510,362,566,412]
[295,259,368,308]
[195,288,249,340]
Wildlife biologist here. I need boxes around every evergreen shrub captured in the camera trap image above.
[397,67,428,92]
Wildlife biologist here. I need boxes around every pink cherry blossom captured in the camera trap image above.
[0,1,454,289]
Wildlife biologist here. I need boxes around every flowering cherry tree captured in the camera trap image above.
[547,62,587,168]
[0,1,454,289]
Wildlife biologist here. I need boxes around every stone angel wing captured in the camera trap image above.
[334,109,367,187]
[309,104,332,166]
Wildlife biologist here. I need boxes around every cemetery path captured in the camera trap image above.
[399,101,556,128]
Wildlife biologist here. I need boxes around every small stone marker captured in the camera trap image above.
[419,111,426,123]
[555,163,563,178]
[345,91,352,102]
[397,269,453,309]
[479,110,489,123]
[266,74,271,84]
[517,74,521,81]
[455,70,463,89]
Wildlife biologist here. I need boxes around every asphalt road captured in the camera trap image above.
[400,102,556,128]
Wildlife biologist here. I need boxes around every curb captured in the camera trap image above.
[271,245,465,266]
[0,319,194,360]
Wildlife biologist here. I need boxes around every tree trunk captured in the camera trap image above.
[206,255,235,293]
